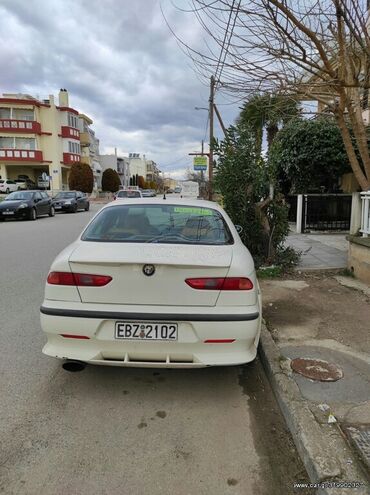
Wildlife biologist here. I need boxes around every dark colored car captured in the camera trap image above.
[0,190,55,221]
[52,191,90,213]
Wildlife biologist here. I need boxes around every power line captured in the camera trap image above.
[214,0,236,86]
[214,1,241,93]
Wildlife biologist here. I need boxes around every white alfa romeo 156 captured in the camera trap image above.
[40,199,261,370]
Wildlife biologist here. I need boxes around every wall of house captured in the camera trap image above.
[348,237,370,285]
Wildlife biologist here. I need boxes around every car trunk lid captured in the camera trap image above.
[69,242,233,306]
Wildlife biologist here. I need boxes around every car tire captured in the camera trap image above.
[85,203,90,211]
[72,204,78,213]
[29,208,37,221]
[49,205,55,217]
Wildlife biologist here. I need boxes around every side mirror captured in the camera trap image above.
[235,224,243,234]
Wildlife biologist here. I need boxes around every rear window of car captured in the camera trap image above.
[82,204,233,245]
[55,192,76,199]
[117,190,141,198]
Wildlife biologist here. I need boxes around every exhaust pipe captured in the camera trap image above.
[62,360,86,372]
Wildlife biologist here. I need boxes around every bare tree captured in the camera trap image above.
[171,0,370,190]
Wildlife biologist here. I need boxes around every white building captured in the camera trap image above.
[100,153,130,188]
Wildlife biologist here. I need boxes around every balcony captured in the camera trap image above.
[79,131,91,146]
[0,119,41,134]
[63,153,81,165]
[61,126,80,139]
[0,149,43,161]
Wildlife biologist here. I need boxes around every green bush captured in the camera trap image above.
[68,162,94,193]
[269,117,352,193]
[214,124,293,267]
[102,168,121,192]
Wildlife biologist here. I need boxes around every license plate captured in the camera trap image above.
[54,206,61,210]
[115,322,178,341]
[2,211,14,215]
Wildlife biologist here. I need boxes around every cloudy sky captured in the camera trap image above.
[0,0,240,179]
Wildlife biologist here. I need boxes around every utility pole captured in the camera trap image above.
[208,75,215,201]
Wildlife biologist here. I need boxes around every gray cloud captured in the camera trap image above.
[0,0,239,176]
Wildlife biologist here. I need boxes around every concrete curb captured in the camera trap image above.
[259,324,369,495]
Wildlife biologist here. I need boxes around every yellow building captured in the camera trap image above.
[0,89,94,191]
[163,178,178,190]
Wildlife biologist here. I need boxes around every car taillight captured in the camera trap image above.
[47,271,112,287]
[185,277,253,290]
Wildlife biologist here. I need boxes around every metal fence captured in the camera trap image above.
[302,194,352,232]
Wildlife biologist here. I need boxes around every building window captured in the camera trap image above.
[68,113,78,129]
[0,136,14,148]
[0,108,11,119]
[15,138,36,150]
[13,109,34,121]
[0,137,36,149]
[68,141,80,154]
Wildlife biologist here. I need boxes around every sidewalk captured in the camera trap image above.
[259,272,370,493]
[286,233,348,270]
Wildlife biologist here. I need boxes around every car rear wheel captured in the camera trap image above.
[85,203,90,211]
[49,205,55,217]
[29,208,37,221]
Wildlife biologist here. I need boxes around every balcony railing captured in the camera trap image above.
[0,119,41,134]
[63,153,81,165]
[79,131,91,146]
[0,148,43,161]
[61,126,80,139]
[360,191,370,237]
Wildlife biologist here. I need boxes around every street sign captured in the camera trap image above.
[193,156,207,171]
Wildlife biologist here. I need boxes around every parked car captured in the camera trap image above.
[0,190,55,220]
[113,189,143,199]
[0,179,19,194]
[14,178,36,190]
[141,189,156,198]
[40,198,261,371]
[52,191,90,213]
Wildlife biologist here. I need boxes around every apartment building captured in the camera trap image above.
[0,89,98,190]
[100,154,130,188]
[79,113,102,190]
[127,153,161,183]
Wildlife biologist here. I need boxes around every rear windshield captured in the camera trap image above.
[82,204,233,245]
[117,190,141,198]
[55,192,76,199]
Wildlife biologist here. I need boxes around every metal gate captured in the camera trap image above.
[302,194,352,232]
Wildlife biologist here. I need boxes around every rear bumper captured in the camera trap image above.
[40,301,261,368]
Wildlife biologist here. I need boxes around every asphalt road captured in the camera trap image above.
[0,204,309,495]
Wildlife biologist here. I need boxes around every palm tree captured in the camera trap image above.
[238,94,300,155]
